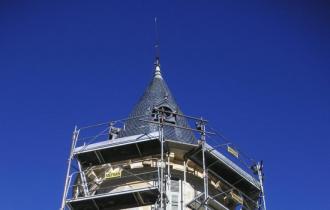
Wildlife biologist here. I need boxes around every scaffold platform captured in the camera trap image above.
[74,132,161,167]
[67,187,159,210]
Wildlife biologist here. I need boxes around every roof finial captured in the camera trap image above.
[154,17,162,79]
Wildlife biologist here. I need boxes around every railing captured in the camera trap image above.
[73,114,154,147]
[204,128,260,181]
[73,113,198,148]
[72,115,259,183]
[66,160,160,201]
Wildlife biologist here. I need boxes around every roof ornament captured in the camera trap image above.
[154,17,162,79]
[164,93,169,101]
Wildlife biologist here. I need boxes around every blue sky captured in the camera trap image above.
[0,1,329,209]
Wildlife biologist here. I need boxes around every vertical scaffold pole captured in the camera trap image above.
[77,160,90,196]
[60,126,79,210]
[183,160,187,209]
[257,161,267,210]
[159,110,165,210]
[200,119,208,210]
[167,154,171,198]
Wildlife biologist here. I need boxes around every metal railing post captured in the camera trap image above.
[257,161,267,210]
[60,126,79,210]
[200,119,209,210]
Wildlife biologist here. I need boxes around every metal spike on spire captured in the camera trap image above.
[154,17,162,79]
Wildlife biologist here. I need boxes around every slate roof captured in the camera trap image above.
[119,58,196,144]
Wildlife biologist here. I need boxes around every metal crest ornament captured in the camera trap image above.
[105,168,122,179]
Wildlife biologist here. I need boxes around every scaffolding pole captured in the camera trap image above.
[257,162,267,210]
[159,111,165,210]
[200,119,209,210]
[60,126,79,210]
[77,160,90,196]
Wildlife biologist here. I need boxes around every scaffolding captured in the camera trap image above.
[60,109,266,210]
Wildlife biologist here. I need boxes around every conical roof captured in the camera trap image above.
[119,59,196,144]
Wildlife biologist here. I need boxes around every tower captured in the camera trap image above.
[60,54,266,210]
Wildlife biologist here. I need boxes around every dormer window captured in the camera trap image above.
[152,105,177,124]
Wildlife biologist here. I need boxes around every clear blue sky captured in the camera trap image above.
[0,1,329,209]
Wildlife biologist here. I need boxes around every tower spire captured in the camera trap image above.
[154,17,162,79]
